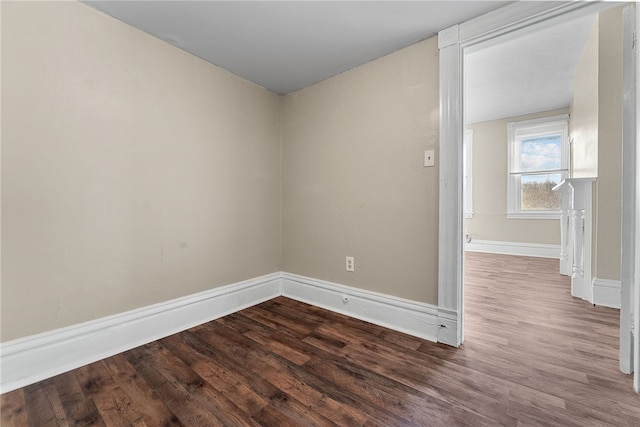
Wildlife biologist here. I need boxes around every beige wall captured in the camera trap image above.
[282,38,440,304]
[569,6,624,282]
[464,110,566,245]
[1,2,282,341]
[1,2,627,343]
[570,16,600,179]
[594,6,624,281]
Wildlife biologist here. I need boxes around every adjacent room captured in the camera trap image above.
[2,1,639,425]
[462,0,625,341]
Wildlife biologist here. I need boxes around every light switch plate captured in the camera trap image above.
[424,150,435,167]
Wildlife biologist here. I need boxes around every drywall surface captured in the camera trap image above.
[1,2,282,341]
[594,6,624,281]
[464,110,566,245]
[569,5,624,282]
[282,37,439,304]
[570,15,599,179]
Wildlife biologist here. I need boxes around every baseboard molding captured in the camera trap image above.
[436,308,459,347]
[465,239,560,259]
[1,271,449,394]
[0,273,282,394]
[281,272,439,342]
[592,278,621,309]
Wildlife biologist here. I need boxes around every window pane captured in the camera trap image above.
[521,173,561,210]
[519,135,562,172]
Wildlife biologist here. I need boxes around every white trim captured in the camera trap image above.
[436,308,458,346]
[621,2,637,381]
[459,2,614,46]
[438,24,459,49]
[465,239,560,259]
[506,211,562,220]
[0,273,282,394]
[592,278,622,310]
[438,23,464,347]
[463,129,474,219]
[633,2,640,391]
[506,115,568,219]
[281,272,439,343]
[0,271,449,393]
[438,0,618,353]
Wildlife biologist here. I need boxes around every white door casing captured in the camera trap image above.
[621,3,636,377]
[437,1,636,395]
[634,2,640,393]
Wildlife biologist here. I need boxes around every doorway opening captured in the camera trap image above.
[462,8,595,343]
[436,1,638,392]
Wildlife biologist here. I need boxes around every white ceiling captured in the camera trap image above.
[464,13,596,124]
[84,1,507,94]
[83,1,605,124]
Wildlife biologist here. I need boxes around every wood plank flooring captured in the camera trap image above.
[2,252,639,426]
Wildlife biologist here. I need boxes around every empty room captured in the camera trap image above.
[1,1,639,426]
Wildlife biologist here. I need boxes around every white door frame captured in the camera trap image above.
[634,3,640,393]
[621,3,636,379]
[437,0,634,376]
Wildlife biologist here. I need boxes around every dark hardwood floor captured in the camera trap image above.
[2,252,639,426]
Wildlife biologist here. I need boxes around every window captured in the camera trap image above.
[507,114,568,219]
[463,129,473,219]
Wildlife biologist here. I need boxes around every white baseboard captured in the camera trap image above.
[281,272,439,342]
[436,308,459,346]
[465,239,560,259]
[1,271,448,394]
[0,273,282,394]
[592,278,621,309]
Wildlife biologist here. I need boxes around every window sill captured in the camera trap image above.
[507,211,560,220]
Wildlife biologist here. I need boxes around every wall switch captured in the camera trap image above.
[424,150,435,167]
[346,256,355,272]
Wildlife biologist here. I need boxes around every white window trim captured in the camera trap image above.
[463,129,473,219]
[506,114,569,220]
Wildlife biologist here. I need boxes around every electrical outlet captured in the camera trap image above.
[346,256,355,272]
